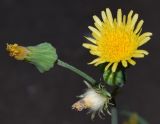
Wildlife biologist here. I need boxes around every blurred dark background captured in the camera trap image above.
[0,0,159,124]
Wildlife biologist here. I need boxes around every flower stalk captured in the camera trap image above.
[111,107,118,124]
[57,59,96,85]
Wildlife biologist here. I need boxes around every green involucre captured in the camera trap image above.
[26,42,58,73]
[103,69,125,87]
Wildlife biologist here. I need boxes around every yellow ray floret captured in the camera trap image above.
[83,8,152,72]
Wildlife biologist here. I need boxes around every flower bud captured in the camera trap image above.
[6,42,58,73]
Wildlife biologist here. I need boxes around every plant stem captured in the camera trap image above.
[111,86,121,107]
[57,59,96,85]
[111,107,118,124]
[110,76,124,124]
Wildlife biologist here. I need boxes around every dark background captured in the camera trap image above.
[0,0,159,124]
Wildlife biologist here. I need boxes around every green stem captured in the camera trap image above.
[57,59,96,85]
[110,81,123,124]
[111,107,118,124]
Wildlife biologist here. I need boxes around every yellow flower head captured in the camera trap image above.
[6,43,29,60]
[83,8,152,72]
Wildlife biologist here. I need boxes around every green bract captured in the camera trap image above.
[103,69,125,87]
[26,42,58,73]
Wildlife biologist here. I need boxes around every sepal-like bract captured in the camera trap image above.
[26,42,58,73]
